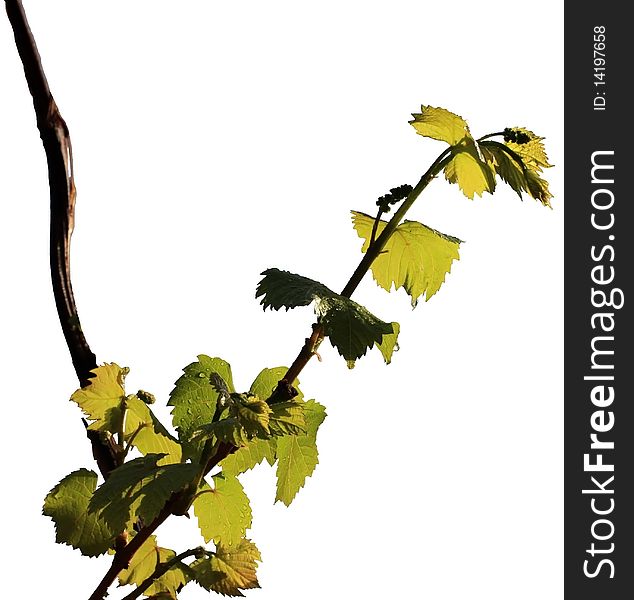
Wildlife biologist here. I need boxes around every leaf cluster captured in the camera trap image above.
[44,361,327,598]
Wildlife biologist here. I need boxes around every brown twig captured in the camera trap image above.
[4,0,118,473]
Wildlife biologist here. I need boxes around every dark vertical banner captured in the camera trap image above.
[565,3,629,598]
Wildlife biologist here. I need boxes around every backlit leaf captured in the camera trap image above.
[71,363,127,433]
[220,438,277,476]
[118,535,190,597]
[444,137,496,199]
[409,105,469,145]
[275,400,326,506]
[191,539,261,597]
[43,468,116,557]
[168,356,234,461]
[193,475,252,546]
[256,269,394,364]
[89,454,198,533]
[351,211,462,306]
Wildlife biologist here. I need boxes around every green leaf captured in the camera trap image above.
[275,400,327,506]
[376,322,400,364]
[71,363,128,433]
[234,394,271,438]
[42,468,116,557]
[249,366,304,403]
[255,269,331,311]
[351,211,462,306]
[193,475,252,546]
[194,418,250,447]
[89,454,198,533]
[191,539,261,597]
[409,105,470,145]
[118,535,190,597]
[269,398,306,436]
[220,438,277,476]
[256,270,394,364]
[316,295,393,364]
[168,356,234,461]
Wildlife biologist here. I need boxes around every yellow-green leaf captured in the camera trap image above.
[351,211,462,307]
[444,137,496,199]
[193,475,252,546]
[71,363,127,433]
[275,400,326,506]
[191,539,261,596]
[504,127,552,172]
[43,469,117,557]
[220,438,277,476]
[409,105,470,145]
[118,535,189,597]
[376,322,400,364]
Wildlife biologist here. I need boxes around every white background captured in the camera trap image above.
[0,1,563,598]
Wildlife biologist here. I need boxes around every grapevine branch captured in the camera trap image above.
[4,0,119,479]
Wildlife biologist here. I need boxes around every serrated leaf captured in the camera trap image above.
[275,400,326,506]
[71,363,127,433]
[191,539,261,597]
[504,127,552,173]
[255,269,331,311]
[256,270,393,364]
[193,475,252,546]
[235,395,271,438]
[268,399,306,436]
[376,322,400,364]
[351,211,462,306]
[444,137,496,199]
[43,469,116,557]
[168,356,234,461]
[119,535,190,597]
[89,454,198,533]
[194,418,251,447]
[316,295,393,363]
[220,437,277,476]
[480,140,553,207]
[409,105,470,145]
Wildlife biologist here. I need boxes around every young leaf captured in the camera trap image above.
[249,366,304,403]
[42,468,116,557]
[410,105,495,199]
[193,475,252,546]
[479,139,553,207]
[275,400,327,506]
[190,539,261,597]
[168,355,234,460]
[268,398,306,436]
[89,454,198,533]
[503,127,553,172]
[351,211,462,306]
[255,269,332,311]
[316,295,393,363]
[220,438,278,476]
[409,105,470,145]
[444,137,496,199]
[234,394,272,438]
[71,363,127,433]
[118,535,190,597]
[256,269,394,364]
